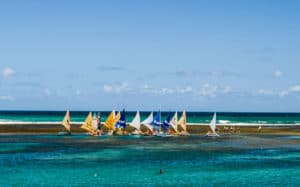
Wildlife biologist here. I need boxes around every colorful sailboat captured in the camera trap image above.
[115,109,127,135]
[206,113,219,137]
[178,110,189,135]
[152,111,162,134]
[104,110,116,135]
[170,112,178,134]
[115,109,126,129]
[129,111,141,135]
[141,112,154,135]
[162,112,171,133]
[58,109,71,135]
[81,112,95,135]
[156,112,174,136]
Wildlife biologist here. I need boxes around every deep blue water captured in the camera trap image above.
[0,135,299,186]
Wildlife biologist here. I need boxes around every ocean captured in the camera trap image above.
[1,111,300,125]
[0,134,299,186]
[0,111,300,186]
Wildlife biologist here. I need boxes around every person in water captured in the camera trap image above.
[95,113,102,136]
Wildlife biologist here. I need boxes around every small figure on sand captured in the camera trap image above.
[258,125,262,133]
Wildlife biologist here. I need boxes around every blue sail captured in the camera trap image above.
[151,111,162,131]
[162,113,171,131]
[116,109,126,129]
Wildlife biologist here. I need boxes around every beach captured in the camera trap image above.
[0,122,299,135]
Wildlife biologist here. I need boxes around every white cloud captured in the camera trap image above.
[279,91,289,97]
[257,89,290,97]
[290,85,300,92]
[0,95,14,101]
[198,84,218,97]
[258,89,275,95]
[221,86,232,94]
[103,82,130,94]
[2,67,15,77]
[153,88,175,95]
[178,86,193,94]
[140,85,193,95]
[274,70,282,78]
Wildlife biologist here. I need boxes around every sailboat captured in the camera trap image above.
[115,109,127,135]
[58,109,71,135]
[81,112,95,135]
[129,111,142,135]
[162,113,171,132]
[141,112,154,135]
[206,113,219,137]
[152,111,162,135]
[178,110,189,136]
[104,110,116,135]
[158,112,173,137]
[170,112,179,135]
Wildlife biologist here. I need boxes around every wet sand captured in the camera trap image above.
[0,123,299,135]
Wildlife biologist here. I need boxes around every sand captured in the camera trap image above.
[0,123,299,135]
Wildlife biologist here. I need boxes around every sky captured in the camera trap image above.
[0,0,300,112]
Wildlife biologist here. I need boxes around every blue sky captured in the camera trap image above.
[0,0,300,112]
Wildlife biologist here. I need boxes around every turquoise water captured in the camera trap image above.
[0,135,299,186]
[1,111,300,125]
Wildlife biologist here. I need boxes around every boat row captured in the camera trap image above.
[59,110,219,137]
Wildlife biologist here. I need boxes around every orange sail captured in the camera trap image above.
[178,110,187,132]
[104,110,116,130]
[81,112,94,133]
[61,110,71,133]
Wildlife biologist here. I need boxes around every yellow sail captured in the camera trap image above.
[81,112,94,133]
[61,110,71,133]
[178,110,187,132]
[104,110,116,130]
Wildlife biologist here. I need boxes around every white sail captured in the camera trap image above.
[130,111,141,130]
[92,112,97,131]
[170,112,178,132]
[142,112,153,131]
[210,113,217,134]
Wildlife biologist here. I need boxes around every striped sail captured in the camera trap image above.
[104,110,116,130]
[130,111,140,130]
[178,110,187,132]
[61,110,71,133]
[170,112,178,133]
[81,112,94,133]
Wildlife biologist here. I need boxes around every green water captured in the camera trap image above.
[0,135,299,186]
[1,111,300,124]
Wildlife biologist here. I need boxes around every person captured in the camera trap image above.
[206,130,212,136]
[95,112,102,136]
[258,125,262,133]
[223,126,229,134]
[160,169,163,174]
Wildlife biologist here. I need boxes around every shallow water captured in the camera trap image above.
[0,135,299,186]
